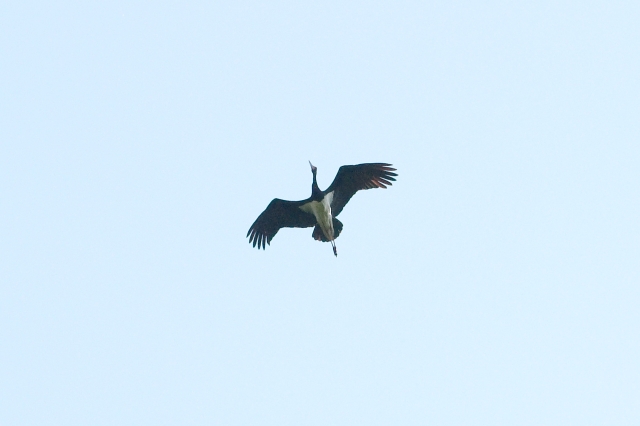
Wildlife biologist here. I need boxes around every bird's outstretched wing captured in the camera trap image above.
[326,163,397,216]
[247,198,316,249]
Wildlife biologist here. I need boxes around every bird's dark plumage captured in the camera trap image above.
[326,163,398,216]
[312,218,343,242]
[246,199,316,249]
[247,162,397,254]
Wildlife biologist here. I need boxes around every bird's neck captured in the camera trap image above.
[311,172,322,200]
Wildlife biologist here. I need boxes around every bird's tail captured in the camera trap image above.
[311,218,343,242]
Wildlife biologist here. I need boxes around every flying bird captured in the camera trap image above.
[247,162,397,256]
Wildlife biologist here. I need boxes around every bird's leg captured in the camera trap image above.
[331,240,337,257]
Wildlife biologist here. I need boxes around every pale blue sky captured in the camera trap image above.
[1,1,639,425]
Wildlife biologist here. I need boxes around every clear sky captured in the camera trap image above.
[1,1,639,425]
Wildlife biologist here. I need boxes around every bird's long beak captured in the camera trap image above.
[308,161,314,169]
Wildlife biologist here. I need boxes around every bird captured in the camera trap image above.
[247,162,397,256]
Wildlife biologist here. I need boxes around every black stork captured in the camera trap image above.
[247,162,397,256]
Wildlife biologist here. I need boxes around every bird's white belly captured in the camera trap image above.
[300,194,335,240]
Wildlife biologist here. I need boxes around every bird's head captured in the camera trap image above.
[308,161,317,174]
